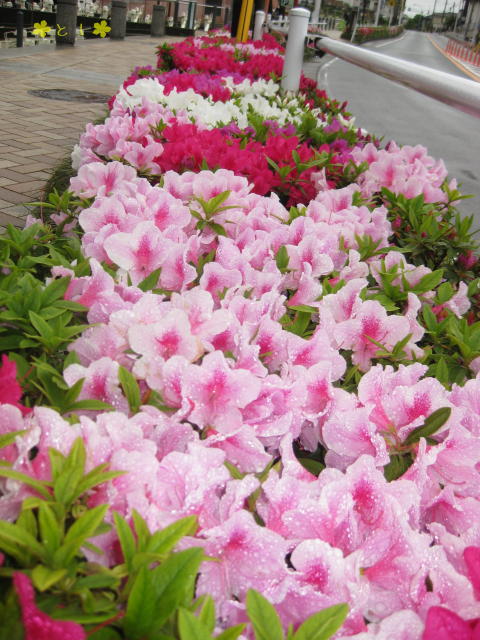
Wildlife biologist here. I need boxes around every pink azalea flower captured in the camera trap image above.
[196,510,288,604]
[334,300,411,371]
[69,324,128,367]
[183,351,262,433]
[206,426,272,473]
[322,406,389,470]
[287,236,334,278]
[103,221,166,285]
[145,187,192,231]
[0,404,25,465]
[349,610,424,639]
[287,263,323,308]
[450,376,480,436]
[70,160,139,198]
[63,357,129,413]
[128,309,202,363]
[114,136,164,171]
[154,443,230,529]
[13,572,86,640]
[444,281,471,317]
[159,243,197,291]
[199,263,243,303]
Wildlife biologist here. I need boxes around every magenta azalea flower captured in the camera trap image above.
[0,355,29,415]
[13,572,86,640]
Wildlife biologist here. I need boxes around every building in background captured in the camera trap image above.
[461,0,480,41]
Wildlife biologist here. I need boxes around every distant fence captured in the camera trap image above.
[0,3,228,44]
[446,38,480,68]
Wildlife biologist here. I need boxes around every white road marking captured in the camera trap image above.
[317,57,336,91]
[375,34,407,48]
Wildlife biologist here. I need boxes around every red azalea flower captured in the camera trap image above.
[423,547,480,639]
[465,547,480,602]
[0,355,30,415]
[423,606,480,640]
[13,573,86,640]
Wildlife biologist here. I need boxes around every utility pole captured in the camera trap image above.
[431,0,437,30]
[441,0,448,28]
[374,0,382,25]
[311,0,322,24]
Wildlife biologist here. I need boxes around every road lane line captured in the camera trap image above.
[374,34,407,48]
[316,57,336,92]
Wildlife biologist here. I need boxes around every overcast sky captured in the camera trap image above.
[404,0,462,15]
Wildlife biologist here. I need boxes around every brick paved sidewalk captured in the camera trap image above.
[0,35,182,228]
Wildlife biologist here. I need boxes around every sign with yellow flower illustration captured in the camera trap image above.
[93,20,111,37]
[32,20,51,38]
[29,20,110,38]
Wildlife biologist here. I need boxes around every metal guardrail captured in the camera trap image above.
[315,36,480,119]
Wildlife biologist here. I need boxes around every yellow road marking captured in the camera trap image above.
[427,34,480,83]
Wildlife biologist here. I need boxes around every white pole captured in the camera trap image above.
[311,0,322,24]
[253,10,265,40]
[374,0,382,25]
[281,7,310,92]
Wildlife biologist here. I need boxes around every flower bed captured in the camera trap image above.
[1,32,480,640]
[342,25,404,44]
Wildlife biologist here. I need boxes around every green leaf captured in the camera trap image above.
[435,358,450,386]
[0,468,51,500]
[411,269,444,294]
[0,430,26,451]
[151,548,205,628]
[286,309,312,337]
[123,565,159,639]
[73,573,120,590]
[216,626,247,640]
[287,305,318,313]
[207,221,227,236]
[118,366,141,413]
[61,377,85,408]
[294,603,348,640]
[28,310,54,339]
[53,438,86,506]
[196,595,216,633]
[178,608,213,640]
[53,504,108,566]
[138,268,161,292]
[88,629,122,640]
[204,190,231,215]
[297,457,324,477]
[0,520,45,561]
[145,515,198,557]
[68,399,115,412]
[16,508,38,539]
[41,277,70,307]
[403,407,452,446]
[132,510,150,551]
[423,305,438,333]
[75,467,125,498]
[436,281,454,304]
[31,565,67,591]
[246,589,284,640]
[275,246,290,273]
[113,511,136,570]
[384,453,413,482]
[38,502,62,557]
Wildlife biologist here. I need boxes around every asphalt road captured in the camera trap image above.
[317,30,480,225]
